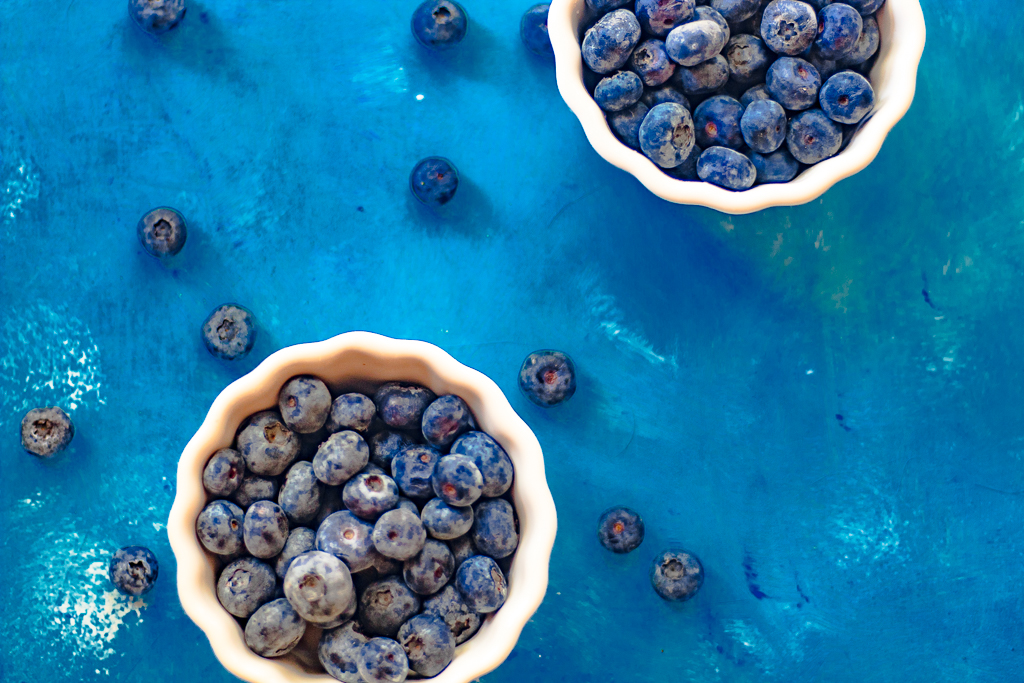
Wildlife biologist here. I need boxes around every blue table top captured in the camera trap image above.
[2,0,1022,681]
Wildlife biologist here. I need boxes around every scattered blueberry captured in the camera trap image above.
[244,500,290,559]
[411,0,468,50]
[359,576,422,637]
[596,506,645,553]
[109,546,159,596]
[724,34,773,85]
[519,350,577,407]
[391,445,442,499]
[581,9,642,74]
[410,157,459,207]
[630,40,678,88]
[455,555,507,613]
[279,461,324,526]
[470,498,519,559]
[759,0,817,55]
[708,0,760,22]
[815,3,863,59]
[201,304,257,361]
[136,207,187,258]
[403,539,455,595]
[740,83,772,106]
[129,0,186,34]
[423,584,481,644]
[315,430,371,486]
[665,141,703,179]
[203,447,245,497]
[521,4,553,57]
[819,70,874,123]
[196,500,245,556]
[372,508,428,561]
[608,101,650,149]
[421,395,475,449]
[432,455,484,507]
[650,548,704,601]
[217,557,276,618]
[836,14,879,67]
[20,406,74,458]
[368,430,415,471]
[450,431,513,498]
[694,95,745,149]
[697,146,757,190]
[275,527,317,579]
[374,383,437,431]
[765,56,821,110]
[326,393,377,434]
[636,0,696,37]
[665,20,728,67]
[786,108,842,163]
[317,510,378,572]
[319,621,370,683]
[245,598,307,658]
[238,412,300,476]
[740,99,788,152]
[398,614,455,677]
[421,498,475,540]
[231,473,280,509]
[284,551,355,625]
[641,85,691,110]
[344,472,400,521]
[357,637,409,683]
[750,148,801,182]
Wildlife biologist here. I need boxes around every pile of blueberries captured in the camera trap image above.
[195,376,518,682]
[579,0,883,190]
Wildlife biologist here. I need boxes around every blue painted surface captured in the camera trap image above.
[2,1,1023,681]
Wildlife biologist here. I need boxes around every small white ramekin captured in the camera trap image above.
[167,332,557,683]
[549,0,926,214]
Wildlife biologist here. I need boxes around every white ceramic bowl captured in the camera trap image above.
[549,0,926,214]
[167,332,557,683]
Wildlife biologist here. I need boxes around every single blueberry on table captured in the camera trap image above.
[410,157,459,207]
[203,447,245,497]
[278,375,331,434]
[724,34,773,85]
[636,0,696,37]
[421,498,475,540]
[411,0,467,50]
[319,621,370,683]
[217,557,276,618]
[109,546,159,596]
[597,506,645,553]
[326,393,377,434]
[836,14,878,67]
[404,539,455,595]
[471,498,519,559]
[608,102,650,149]
[374,383,437,431]
[201,304,257,361]
[815,2,863,59]
[244,598,307,658]
[750,148,801,182]
[665,20,728,67]
[398,614,455,677]
[455,555,507,613]
[284,551,355,625]
[238,412,300,476]
[20,406,74,458]
[672,54,729,95]
[136,207,186,258]
[641,85,691,110]
[521,4,553,57]
[357,637,409,683]
[740,83,771,106]
[318,510,378,572]
[315,430,370,486]
[391,445,442,499]
[279,461,324,526]
[697,146,758,190]
[665,142,703,180]
[344,471,400,521]
[819,70,874,123]
[708,0,760,22]
[359,576,422,637]
[129,0,185,34]
[232,473,279,509]
[372,508,427,561]
[581,9,642,74]
[275,527,317,579]
[765,56,821,110]
[448,534,476,568]
[423,584,481,644]
[694,95,745,149]
[368,430,414,471]
[786,108,842,162]
[651,548,705,601]
[196,500,245,556]
[450,431,514,498]
[421,394,475,449]
[519,350,578,406]
[740,99,788,152]
[760,0,817,55]
[244,500,290,559]
[432,455,484,507]
[844,0,884,15]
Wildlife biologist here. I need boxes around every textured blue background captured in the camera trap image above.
[2,0,1023,681]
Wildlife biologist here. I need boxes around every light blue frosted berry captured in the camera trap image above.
[276,527,317,579]
[432,455,484,507]
[217,557,276,618]
[196,500,245,556]
[470,498,519,559]
[766,56,821,110]
[318,510,377,572]
[455,555,507,613]
[697,147,757,190]
[278,375,332,434]
[665,19,728,67]
[372,508,428,561]
[279,461,323,526]
[237,411,300,477]
[344,471,400,521]
[422,498,474,540]
[760,0,817,55]
[243,500,290,559]
[582,9,642,74]
[397,614,455,677]
[202,447,245,497]
[639,103,696,168]
[391,445,441,499]
[404,539,455,595]
[326,393,377,433]
[740,99,788,153]
[319,621,370,683]
[283,551,355,625]
[244,598,307,658]
[421,395,475,449]
[314,431,370,486]
[357,637,409,683]
[423,584,481,644]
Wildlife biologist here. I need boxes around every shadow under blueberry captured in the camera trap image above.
[410,22,503,85]
[405,173,495,239]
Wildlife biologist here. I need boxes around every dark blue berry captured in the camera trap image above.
[740,99,788,153]
[455,555,507,613]
[844,0,885,14]
[421,498,474,540]
[203,447,245,497]
[398,614,455,677]
[374,383,437,431]
[344,472,400,521]
[129,0,185,34]
[636,0,696,37]
[372,508,427,561]
[391,445,441,499]
[432,455,484,507]
[760,0,817,55]
[688,5,731,41]
[836,14,878,67]
[196,500,245,555]
[410,157,459,207]
[423,584,481,644]
[673,54,729,95]
[740,83,771,106]
[519,350,578,407]
[694,95,745,149]
[136,207,186,258]
[411,0,468,50]
[608,102,650,149]
[109,546,159,596]
[275,527,317,579]
[750,148,801,182]
[20,406,74,458]
[447,535,476,568]
[765,56,821,110]
[597,506,645,553]
[582,9,642,74]
[819,70,874,123]
[231,473,279,509]
[815,3,862,59]
[368,430,414,471]
[318,510,377,572]
[804,43,839,80]
[279,461,323,526]
[470,498,519,559]
[357,637,409,683]
[650,548,704,601]
[786,108,842,163]
[724,34,773,85]
[665,19,728,67]
[244,598,306,658]
[315,431,370,486]
[243,500,289,559]
[284,551,355,625]
[697,146,757,190]
[708,0,760,22]
[359,576,422,637]
[319,621,369,683]
[403,539,455,595]
[595,71,644,112]
[521,4,553,57]
[421,395,475,449]
[201,304,256,361]
[630,40,677,88]
[641,85,691,110]
[450,431,514,498]
[326,393,376,434]
[665,142,703,180]
[585,0,631,11]
[217,557,275,618]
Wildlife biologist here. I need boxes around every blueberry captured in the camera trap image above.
[136,207,186,258]
[243,500,290,559]
[728,0,768,35]
[421,498,475,540]
[277,376,331,434]
[843,0,884,15]
[673,54,730,95]
[344,472,400,521]
[650,548,704,601]
[455,555,507,613]
[594,71,644,114]
[708,0,760,22]
[196,500,245,556]
[596,506,645,553]
[403,539,455,596]
[740,83,771,106]
[431,455,484,507]
[688,5,731,43]
[275,527,317,579]
[665,142,703,180]
[628,41,675,89]
[740,99,788,152]
[238,414,300,477]
[759,0,817,55]
[750,148,801,182]
[410,157,459,207]
[315,431,371,485]
[129,0,186,34]
[318,510,378,572]
[218,557,275,617]
[641,86,691,110]
[357,637,409,683]
[585,0,632,12]
[519,350,577,406]
[608,102,650,149]
[372,508,427,561]
[326,393,377,434]
[470,498,519,559]
[836,14,878,67]
[368,430,415,471]
[819,70,874,123]
[374,383,437,431]
[521,4,553,57]
[109,546,159,596]
[20,406,74,458]
[421,395,475,449]
[640,102,698,169]
[815,3,862,58]
[284,551,355,625]
[318,589,359,630]
[804,43,839,80]
[581,9,642,74]
[423,584,481,644]
[279,461,323,526]
[202,448,245,497]
[450,431,513,498]
[319,621,370,683]
[231,474,280,509]
[398,614,455,677]
[201,304,256,361]
[411,0,468,50]
[391,445,442,499]
[665,20,728,67]
[396,497,420,514]
[447,534,476,568]
[765,56,821,110]
[724,34,773,85]
[786,108,842,162]
[636,0,696,37]
[694,95,745,149]
[697,146,757,189]
[244,598,306,658]
[359,576,422,637]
